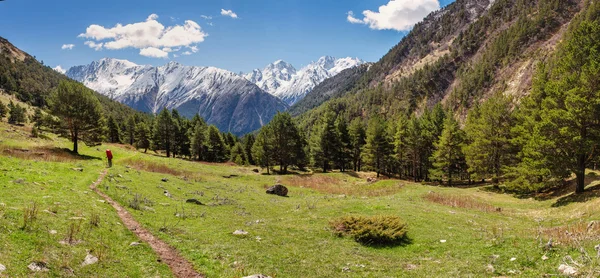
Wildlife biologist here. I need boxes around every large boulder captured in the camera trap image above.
[266,184,288,197]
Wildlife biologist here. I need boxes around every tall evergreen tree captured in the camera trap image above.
[230,142,247,165]
[190,121,207,161]
[269,112,306,173]
[49,81,105,153]
[242,134,256,165]
[464,93,514,183]
[430,115,466,186]
[126,116,136,145]
[252,125,274,174]
[310,111,340,172]
[406,116,423,181]
[107,116,121,143]
[8,101,26,125]
[153,109,175,157]
[348,118,366,172]
[512,19,600,194]
[363,117,393,178]
[0,101,6,119]
[394,113,410,179]
[134,121,151,153]
[335,117,352,172]
[205,125,227,162]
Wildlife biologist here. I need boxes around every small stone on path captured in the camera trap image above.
[49,230,57,234]
[510,257,516,262]
[130,242,140,246]
[558,264,577,276]
[0,264,5,272]
[440,239,446,243]
[161,178,168,182]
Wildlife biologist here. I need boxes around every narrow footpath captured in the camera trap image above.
[90,170,203,278]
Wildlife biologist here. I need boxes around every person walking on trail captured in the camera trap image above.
[106,149,113,168]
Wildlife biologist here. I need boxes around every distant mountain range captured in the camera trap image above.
[244,56,364,105]
[66,56,364,135]
[66,58,288,135]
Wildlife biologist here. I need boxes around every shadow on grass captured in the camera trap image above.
[341,171,360,178]
[360,237,413,249]
[552,183,600,207]
[1,146,101,162]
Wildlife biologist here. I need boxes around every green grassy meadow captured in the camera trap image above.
[2,121,600,277]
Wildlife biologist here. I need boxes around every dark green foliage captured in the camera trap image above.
[31,108,43,128]
[8,101,26,125]
[153,109,175,157]
[510,12,600,194]
[464,93,515,182]
[0,101,6,119]
[330,215,409,246]
[230,142,247,165]
[268,112,307,173]
[252,125,275,173]
[310,111,340,172]
[107,116,121,143]
[363,117,393,178]
[348,118,366,172]
[335,117,352,172]
[242,134,256,165]
[190,121,207,161]
[430,115,466,186]
[49,81,105,153]
[205,125,228,162]
[126,116,136,145]
[134,122,151,152]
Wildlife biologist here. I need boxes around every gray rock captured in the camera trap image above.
[28,262,49,272]
[81,254,98,267]
[161,178,168,182]
[164,190,172,198]
[13,178,25,184]
[186,199,204,205]
[266,184,288,197]
[0,264,5,272]
[233,230,249,235]
[130,242,140,246]
[71,168,84,172]
[252,169,260,173]
[558,264,577,276]
[243,275,272,278]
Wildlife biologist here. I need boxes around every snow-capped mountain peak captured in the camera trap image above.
[244,56,365,105]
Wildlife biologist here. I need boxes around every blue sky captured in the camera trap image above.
[0,0,455,73]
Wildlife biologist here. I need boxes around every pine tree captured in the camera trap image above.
[126,116,136,145]
[348,118,366,172]
[310,111,340,172]
[107,116,121,143]
[49,81,105,154]
[363,117,392,178]
[512,20,600,194]
[205,125,227,162]
[31,108,43,128]
[0,101,6,119]
[430,115,466,186]
[230,142,247,165]
[394,113,410,179]
[153,109,175,157]
[252,125,274,174]
[190,121,207,161]
[8,101,26,125]
[269,112,306,173]
[335,117,352,172]
[464,93,514,183]
[419,105,446,181]
[406,116,423,181]
[134,122,151,152]
[243,134,256,165]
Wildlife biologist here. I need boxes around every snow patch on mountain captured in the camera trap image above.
[244,56,364,105]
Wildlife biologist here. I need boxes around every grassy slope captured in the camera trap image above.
[2,119,600,277]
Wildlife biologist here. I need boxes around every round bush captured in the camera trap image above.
[330,215,409,245]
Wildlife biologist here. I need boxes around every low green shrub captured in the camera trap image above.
[330,215,409,245]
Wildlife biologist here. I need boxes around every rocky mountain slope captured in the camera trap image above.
[296,0,583,127]
[244,56,364,105]
[67,59,288,135]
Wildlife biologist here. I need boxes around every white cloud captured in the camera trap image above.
[347,11,364,24]
[140,47,169,58]
[201,15,212,20]
[78,14,207,58]
[182,51,192,56]
[189,45,198,53]
[84,41,103,51]
[220,9,238,19]
[53,65,66,74]
[348,0,440,31]
[61,44,75,50]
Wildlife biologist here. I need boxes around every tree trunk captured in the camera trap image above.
[72,128,78,154]
[575,154,586,194]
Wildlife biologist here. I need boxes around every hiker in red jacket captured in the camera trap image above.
[106,149,113,168]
